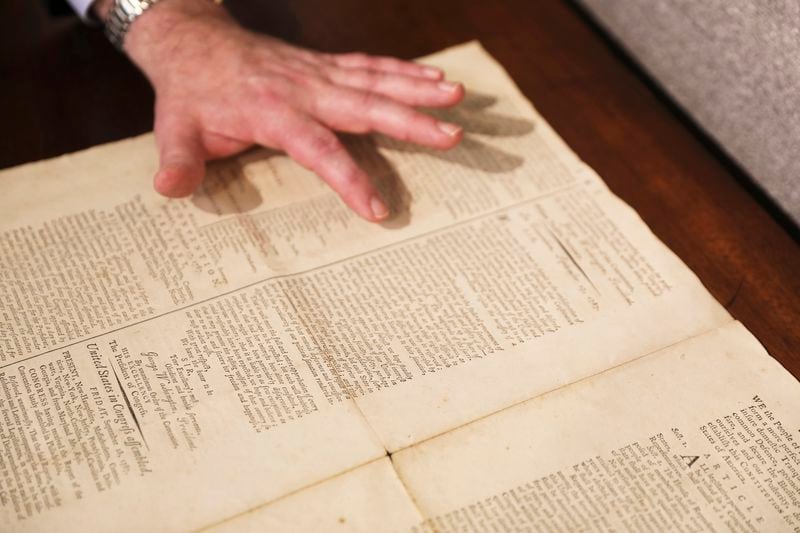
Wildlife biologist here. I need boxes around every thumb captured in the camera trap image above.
[153,117,206,198]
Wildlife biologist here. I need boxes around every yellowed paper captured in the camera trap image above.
[393,321,800,532]
[205,458,422,533]
[0,41,753,532]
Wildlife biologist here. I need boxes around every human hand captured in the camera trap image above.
[106,0,465,221]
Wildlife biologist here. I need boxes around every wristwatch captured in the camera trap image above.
[104,0,223,51]
[104,0,163,50]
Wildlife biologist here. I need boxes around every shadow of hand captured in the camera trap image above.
[375,90,535,173]
[191,90,535,223]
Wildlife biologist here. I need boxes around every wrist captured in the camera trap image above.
[122,0,232,84]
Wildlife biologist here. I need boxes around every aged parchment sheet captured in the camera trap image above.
[393,321,800,532]
[212,322,800,532]
[207,458,423,532]
[1,41,785,532]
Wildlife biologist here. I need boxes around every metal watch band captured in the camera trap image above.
[104,0,162,50]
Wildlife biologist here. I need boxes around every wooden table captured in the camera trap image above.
[2,0,798,377]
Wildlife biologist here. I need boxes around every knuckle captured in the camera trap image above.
[304,131,343,158]
[412,77,430,92]
[316,64,337,82]
[345,52,369,63]
[319,52,337,65]
[303,74,331,92]
[412,112,433,129]
[339,166,362,187]
[294,49,323,64]
[283,57,318,77]
[248,76,284,104]
[403,107,429,126]
[375,55,397,69]
[357,90,381,112]
[398,113,431,143]
[286,71,324,93]
[363,71,385,92]
[395,129,412,143]
[153,113,177,136]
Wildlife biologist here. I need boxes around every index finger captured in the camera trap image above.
[275,114,390,223]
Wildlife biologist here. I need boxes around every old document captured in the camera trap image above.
[212,322,800,532]
[393,322,800,532]
[0,42,792,532]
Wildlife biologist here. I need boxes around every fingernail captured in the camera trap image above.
[437,121,462,137]
[370,195,390,220]
[438,81,460,93]
[422,66,443,79]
